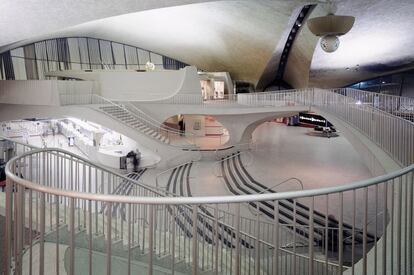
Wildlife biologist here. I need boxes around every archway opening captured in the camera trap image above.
[163,114,229,149]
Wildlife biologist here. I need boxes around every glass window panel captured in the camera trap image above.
[67,38,80,63]
[137,49,150,67]
[12,56,27,80]
[46,39,58,61]
[99,40,113,66]
[48,61,59,73]
[35,41,47,61]
[78,38,90,65]
[24,45,38,79]
[87,38,101,66]
[10,47,25,58]
[150,52,163,66]
[112,43,125,65]
[0,58,3,80]
[125,45,138,69]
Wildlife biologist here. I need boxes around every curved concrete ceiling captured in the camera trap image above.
[2,0,309,85]
[0,0,220,48]
[2,0,414,88]
[308,0,414,88]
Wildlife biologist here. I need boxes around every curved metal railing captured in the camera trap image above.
[4,88,414,275]
[60,93,255,149]
[5,147,414,275]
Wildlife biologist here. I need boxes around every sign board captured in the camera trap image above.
[298,113,332,127]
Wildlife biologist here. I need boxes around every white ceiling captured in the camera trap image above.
[2,0,307,84]
[2,0,414,88]
[0,0,220,47]
[309,0,414,87]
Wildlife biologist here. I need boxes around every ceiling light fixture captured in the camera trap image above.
[307,0,355,53]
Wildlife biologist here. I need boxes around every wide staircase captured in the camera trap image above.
[220,152,378,265]
[4,88,414,275]
[98,105,171,144]
[62,94,197,148]
[165,162,253,254]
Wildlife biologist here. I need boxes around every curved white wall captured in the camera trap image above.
[46,66,201,101]
[0,80,94,106]
[100,66,201,101]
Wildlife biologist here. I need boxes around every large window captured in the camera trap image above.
[0,37,188,80]
[347,69,414,98]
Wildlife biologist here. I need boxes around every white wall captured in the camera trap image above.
[0,80,59,105]
[99,67,198,100]
[0,80,94,106]
[183,115,205,136]
[47,66,201,101]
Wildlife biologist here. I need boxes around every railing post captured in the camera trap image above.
[69,197,75,275]
[106,202,112,275]
[192,204,199,275]
[363,188,368,275]
[5,178,13,275]
[40,192,46,275]
[234,203,241,275]
[255,204,260,275]
[148,204,154,275]
[214,205,219,275]
[309,197,315,275]
[273,200,279,275]
[338,192,344,274]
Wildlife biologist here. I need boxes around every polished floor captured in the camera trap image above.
[189,122,372,197]
[184,122,377,229]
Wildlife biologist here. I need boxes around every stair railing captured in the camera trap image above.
[212,151,254,177]
[7,147,413,275]
[90,94,199,148]
[155,155,202,191]
[257,177,304,193]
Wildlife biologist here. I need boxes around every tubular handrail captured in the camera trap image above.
[257,177,304,194]
[90,94,200,149]
[327,89,414,125]
[7,88,413,274]
[0,135,39,150]
[6,147,414,204]
[91,94,186,136]
[91,94,247,149]
[190,208,345,269]
[155,155,202,189]
[212,150,254,177]
[121,101,193,136]
[121,101,199,136]
[336,88,414,110]
[7,147,168,197]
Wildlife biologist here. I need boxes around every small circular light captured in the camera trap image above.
[320,35,340,53]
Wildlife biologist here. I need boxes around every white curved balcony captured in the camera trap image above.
[3,88,414,275]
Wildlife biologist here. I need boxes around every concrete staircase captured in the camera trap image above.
[44,225,217,275]
[98,105,170,144]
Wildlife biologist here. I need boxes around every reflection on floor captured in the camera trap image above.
[189,122,372,197]
[186,122,376,228]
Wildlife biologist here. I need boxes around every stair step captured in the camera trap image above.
[100,105,173,145]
